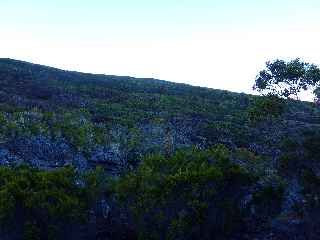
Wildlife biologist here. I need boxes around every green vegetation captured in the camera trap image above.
[1,58,319,156]
[254,58,320,100]
[0,146,264,240]
[0,166,106,239]
[248,94,284,123]
[279,130,320,171]
[252,184,285,218]
[113,145,257,240]
[0,108,109,153]
[1,59,320,239]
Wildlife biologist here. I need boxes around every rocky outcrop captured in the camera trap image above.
[2,136,87,170]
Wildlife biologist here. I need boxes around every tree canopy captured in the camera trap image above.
[253,58,320,100]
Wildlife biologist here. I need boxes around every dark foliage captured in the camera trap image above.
[253,58,320,100]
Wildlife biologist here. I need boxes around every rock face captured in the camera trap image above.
[0,148,23,166]
[2,136,87,170]
[89,144,125,175]
[0,120,199,175]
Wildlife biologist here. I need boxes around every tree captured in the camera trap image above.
[314,88,320,105]
[253,58,320,100]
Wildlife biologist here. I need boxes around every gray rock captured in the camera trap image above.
[6,135,88,171]
[0,148,22,166]
[90,144,125,175]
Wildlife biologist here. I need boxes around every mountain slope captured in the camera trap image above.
[1,59,320,239]
[0,58,319,172]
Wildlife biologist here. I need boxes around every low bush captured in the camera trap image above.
[0,165,106,239]
[114,145,255,240]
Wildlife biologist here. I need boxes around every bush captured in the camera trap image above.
[252,184,284,218]
[53,111,108,151]
[114,145,255,240]
[0,165,106,239]
[300,169,320,239]
[279,132,320,172]
[248,95,284,123]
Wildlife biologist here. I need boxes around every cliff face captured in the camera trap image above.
[1,59,320,239]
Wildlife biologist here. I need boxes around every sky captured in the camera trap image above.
[1,0,320,96]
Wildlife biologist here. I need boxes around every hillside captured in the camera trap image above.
[1,58,319,170]
[0,59,320,239]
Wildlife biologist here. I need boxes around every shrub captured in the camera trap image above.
[300,169,320,239]
[0,165,105,239]
[114,145,255,239]
[279,132,320,172]
[248,95,284,123]
[252,184,284,218]
[53,111,101,151]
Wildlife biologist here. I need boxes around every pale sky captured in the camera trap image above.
[1,0,320,96]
